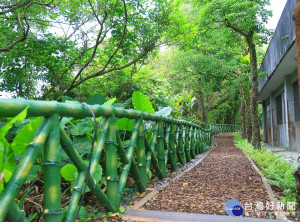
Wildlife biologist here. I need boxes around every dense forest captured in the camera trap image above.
[0,0,272,146]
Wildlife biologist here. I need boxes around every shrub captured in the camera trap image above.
[233,134,298,204]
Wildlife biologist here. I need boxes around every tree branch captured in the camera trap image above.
[225,19,247,37]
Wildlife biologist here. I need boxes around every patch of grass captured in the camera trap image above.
[233,134,298,204]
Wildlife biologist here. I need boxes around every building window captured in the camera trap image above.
[294,81,300,122]
[276,93,283,125]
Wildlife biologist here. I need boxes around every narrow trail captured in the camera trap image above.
[144,133,273,218]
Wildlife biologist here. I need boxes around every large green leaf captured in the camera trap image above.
[78,206,87,219]
[0,107,29,138]
[155,107,172,117]
[87,94,106,105]
[60,164,78,181]
[96,98,116,122]
[0,140,16,191]
[11,117,43,156]
[85,161,102,183]
[60,117,73,128]
[60,162,102,183]
[72,136,91,155]
[103,97,116,106]
[132,91,155,113]
[70,117,93,136]
[116,118,134,131]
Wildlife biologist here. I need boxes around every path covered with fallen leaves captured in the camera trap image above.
[144,133,273,218]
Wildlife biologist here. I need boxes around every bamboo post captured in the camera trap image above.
[116,131,129,165]
[177,125,185,165]
[136,117,148,188]
[144,135,163,179]
[118,119,144,201]
[196,128,200,154]
[60,128,116,213]
[157,120,166,178]
[190,127,196,159]
[0,118,53,221]
[43,114,63,221]
[105,113,119,210]
[166,123,177,171]
[6,201,28,222]
[184,125,191,162]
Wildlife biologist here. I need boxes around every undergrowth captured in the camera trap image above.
[233,134,298,204]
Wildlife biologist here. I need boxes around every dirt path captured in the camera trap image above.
[144,134,274,218]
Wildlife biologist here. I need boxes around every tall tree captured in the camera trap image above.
[0,0,174,100]
[191,0,271,148]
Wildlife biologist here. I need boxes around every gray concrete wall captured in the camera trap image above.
[259,0,296,92]
[262,71,300,151]
[289,122,300,151]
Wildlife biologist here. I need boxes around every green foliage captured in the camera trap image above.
[87,94,107,105]
[116,118,134,131]
[11,117,43,155]
[60,164,78,182]
[233,134,297,203]
[0,0,174,100]
[132,91,155,113]
[60,162,103,184]
[155,107,172,117]
[116,91,157,131]
[0,107,29,193]
[70,118,94,136]
[0,107,29,138]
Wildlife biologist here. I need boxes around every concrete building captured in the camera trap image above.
[259,0,300,151]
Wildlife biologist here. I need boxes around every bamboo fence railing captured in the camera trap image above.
[0,98,240,222]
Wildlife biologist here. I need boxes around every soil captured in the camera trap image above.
[143,133,275,219]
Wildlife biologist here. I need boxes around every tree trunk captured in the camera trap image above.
[247,32,261,148]
[239,82,252,141]
[240,96,246,139]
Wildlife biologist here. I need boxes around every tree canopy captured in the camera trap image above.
[0,0,273,137]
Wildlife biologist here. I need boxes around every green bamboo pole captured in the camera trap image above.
[144,136,163,179]
[157,120,166,178]
[0,117,53,221]
[130,158,145,193]
[199,130,204,153]
[116,131,129,165]
[166,123,177,171]
[163,139,169,166]
[176,125,185,165]
[145,151,152,179]
[63,172,86,222]
[194,128,199,155]
[60,128,116,212]
[105,113,119,211]
[170,124,178,170]
[90,117,109,176]
[184,125,191,163]
[136,117,148,188]
[0,99,200,128]
[118,120,144,201]
[63,118,110,221]
[43,114,62,222]
[6,201,28,222]
[190,127,196,159]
